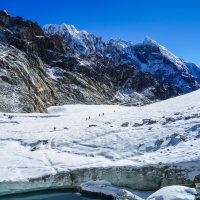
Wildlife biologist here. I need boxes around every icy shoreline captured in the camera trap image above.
[1,179,197,200]
[0,163,199,196]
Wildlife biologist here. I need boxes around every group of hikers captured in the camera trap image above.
[86,112,105,121]
[53,110,116,131]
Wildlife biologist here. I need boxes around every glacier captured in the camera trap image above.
[0,89,200,197]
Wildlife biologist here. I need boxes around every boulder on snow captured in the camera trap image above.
[133,122,143,127]
[147,185,197,200]
[142,118,157,125]
[121,122,129,127]
[89,124,97,127]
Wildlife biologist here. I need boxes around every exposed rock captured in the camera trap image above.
[162,117,176,125]
[0,43,57,112]
[0,10,10,26]
[89,124,97,127]
[121,122,129,127]
[133,122,143,127]
[194,175,200,185]
[142,119,157,125]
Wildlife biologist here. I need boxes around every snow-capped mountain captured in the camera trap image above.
[44,24,200,93]
[0,11,179,112]
[43,24,106,55]
[138,37,200,92]
[0,10,200,112]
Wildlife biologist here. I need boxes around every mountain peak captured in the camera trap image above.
[108,38,133,49]
[0,10,9,16]
[62,24,79,34]
[43,23,105,55]
[43,23,79,37]
[143,36,160,47]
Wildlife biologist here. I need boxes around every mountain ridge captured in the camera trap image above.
[0,10,199,112]
[43,23,200,93]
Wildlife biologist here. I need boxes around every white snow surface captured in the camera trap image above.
[81,180,144,200]
[147,185,197,200]
[81,181,197,200]
[0,89,200,182]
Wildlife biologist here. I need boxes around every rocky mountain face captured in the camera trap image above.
[0,11,58,112]
[0,10,199,112]
[43,24,200,93]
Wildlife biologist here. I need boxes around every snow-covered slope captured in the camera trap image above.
[0,89,200,195]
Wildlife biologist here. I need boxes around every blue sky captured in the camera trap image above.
[1,0,200,64]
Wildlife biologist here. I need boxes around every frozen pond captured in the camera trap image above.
[0,189,106,200]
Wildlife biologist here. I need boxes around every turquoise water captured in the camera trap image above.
[0,190,105,200]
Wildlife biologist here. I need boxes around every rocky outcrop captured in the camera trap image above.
[0,42,56,112]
